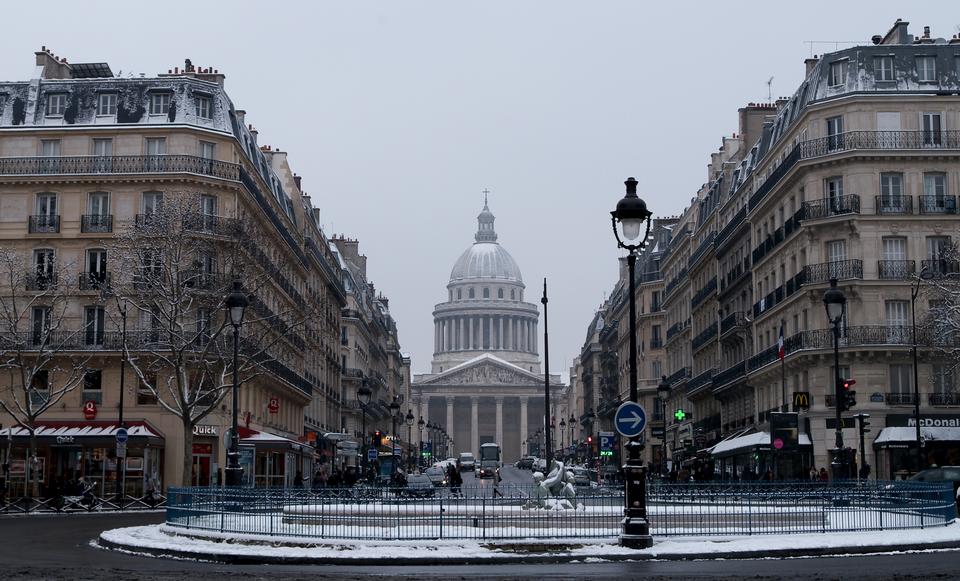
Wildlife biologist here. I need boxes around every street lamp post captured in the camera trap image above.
[541,279,553,469]
[823,278,848,480]
[569,414,575,459]
[405,410,415,471]
[657,375,671,479]
[115,301,127,505]
[417,416,425,470]
[224,280,249,487]
[357,382,372,477]
[611,176,654,549]
[911,267,934,471]
[389,397,401,461]
[559,418,566,460]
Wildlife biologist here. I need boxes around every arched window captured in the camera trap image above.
[483,288,490,299]
[510,289,515,300]
[498,288,504,299]
[469,288,475,299]
[457,289,462,300]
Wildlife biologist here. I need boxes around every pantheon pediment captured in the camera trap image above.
[418,356,543,387]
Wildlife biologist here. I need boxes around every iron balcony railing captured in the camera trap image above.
[690,277,717,310]
[691,322,718,351]
[878,260,916,280]
[919,195,958,215]
[803,259,863,284]
[0,154,240,180]
[687,232,717,270]
[875,195,913,215]
[930,393,960,406]
[800,130,960,158]
[802,194,861,220]
[749,143,801,211]
[664,266,688,298]
[25,272,58,291]
[649,338,663,349]
[714,206,746,250]
[666,319,690,342]
[752,271,805,318]
[886,392,917,405]
[719,311,748,336]
[666,366,691,386]
[719,257,750,293]
[687,368,715,394]
[81,214,113,233]
[78,272,111,291]
[28,215,60,234]
[922,259,960,277]
[713,360,747,390]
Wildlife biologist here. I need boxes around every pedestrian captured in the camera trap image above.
[818,467,829,482]
[493,467,503,498]
[808,466,818,481]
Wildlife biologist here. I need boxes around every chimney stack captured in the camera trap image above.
[804,55,820,78]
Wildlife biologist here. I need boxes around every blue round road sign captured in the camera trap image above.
[614,402,647,438]
[115,427,129,444]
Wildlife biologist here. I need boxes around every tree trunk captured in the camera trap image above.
[28,428,38,499]
[181,417,195,487]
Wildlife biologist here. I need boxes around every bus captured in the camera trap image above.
[478,443,501,478]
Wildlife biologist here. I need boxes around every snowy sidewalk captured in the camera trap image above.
[98,522,960,564]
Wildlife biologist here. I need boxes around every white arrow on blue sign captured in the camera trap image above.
[115,427,129,444]
[614,401,647,438]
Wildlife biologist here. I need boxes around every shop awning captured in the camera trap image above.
[710,430,812,457]
[875,426,960,446]
[239,427,314,454]
[0,420,164,444]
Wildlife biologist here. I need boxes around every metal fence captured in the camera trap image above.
[164,481,955,541]
[0,492,167,515]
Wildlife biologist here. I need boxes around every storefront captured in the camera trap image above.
[874,414,960,479]
[710,429,813,480]
[191,424,221,486]
[0,421,165,498]
[238,427,315,488]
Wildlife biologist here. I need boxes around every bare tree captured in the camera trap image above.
[0,248,89,497]
[107,192,317,486]
[920,241,960,385]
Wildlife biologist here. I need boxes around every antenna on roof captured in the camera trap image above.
[803,40,868,57]
[766,77,774,101]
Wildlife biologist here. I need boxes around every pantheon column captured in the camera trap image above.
[495,397,504,446]
[519,396,528,452]
[469,317,474,350]
[446,397,455,442]
[470,396,480,454]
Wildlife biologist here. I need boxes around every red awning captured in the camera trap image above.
[0,420,165,443]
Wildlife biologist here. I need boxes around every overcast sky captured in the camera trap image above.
[2,2,956,374]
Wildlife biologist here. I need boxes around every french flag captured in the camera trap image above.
[777,322,785,361]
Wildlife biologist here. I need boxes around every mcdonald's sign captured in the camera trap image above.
[793,391,810,410]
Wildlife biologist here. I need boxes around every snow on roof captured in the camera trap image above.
[875,427,960,445]
[710,430,811,456]
[441,352,532,375]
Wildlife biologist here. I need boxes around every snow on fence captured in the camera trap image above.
[164,481,956,541]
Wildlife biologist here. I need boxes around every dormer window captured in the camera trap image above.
[97,93,117,116]
[150,93,171,115]
[46,93,66,117]
[195,96,212,119]
[916,56,936,82]
[874,56,894,81]
[828,61,847,87]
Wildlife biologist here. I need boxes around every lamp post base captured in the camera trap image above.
[224,451,243,487]
[620,442,653,549]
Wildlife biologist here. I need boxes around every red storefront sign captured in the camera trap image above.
[268,397,280,414]
[192,443,213,455]
[83,401,97,420]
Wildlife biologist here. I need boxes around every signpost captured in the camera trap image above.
[115,426,128,459]
[367,448,378,462]
[614,402,647,438]
[598,431,615,458]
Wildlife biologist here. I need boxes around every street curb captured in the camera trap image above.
[96,533,960,565]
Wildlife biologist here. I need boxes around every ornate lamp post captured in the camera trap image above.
[224,280,249,487]
[657,375,671,479]
[569,414,576,458]
[405,409,415,471]
[357,382,372,476]
[559,418,566,460]
[823,278,848,480]
[417,416,425,470]
[389,397,401,459]
[611,176,654,548]
[911,266,935,471]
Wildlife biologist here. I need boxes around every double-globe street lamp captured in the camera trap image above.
[357,382,372,477]
[417,416,425,469]
[823,278,848,480]
[224,280,249,487]
[389,397,401,459]
[911,266,935,471]
[405,409,415,471]
[657,375,671,479]
[569,414,576,460]
[559,418,566,460]
[611,176,654,549]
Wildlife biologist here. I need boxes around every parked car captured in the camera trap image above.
[601,464,621,484]
[572,467,591,487]
[515,456,535,470]
[425,466,448,487]
[459,452,476,471]
[532,457,547,473]
[402,474,435,498]
[909,466,960,511]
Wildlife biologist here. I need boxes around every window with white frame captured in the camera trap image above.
[31,306,51,346]
[880,173,904,208]
[826,240,846,262]
[916,56,936,82]
[874,56,894,81]
[142,191,163,214]
[195,95,212,119]
[96,92,117,116]
[85,306,105,346]
[199,141,215,159]
[826,116,844,150]
[46,93,66,116]
[889,364,912,394]
[150,92,171,115]
[932,364,954,394]
[922,112,943,146]
[92,138,112,157]
[40,140,60,157]
[882,237,907,261]
[825,176,843,204]
[828,61,847,86]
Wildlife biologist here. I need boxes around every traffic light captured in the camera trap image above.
[373,430,382,447]
[674,408,687,422]
[587,435,593,445]
[842,379,857,410]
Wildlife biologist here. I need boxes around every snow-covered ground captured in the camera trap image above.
[99,521,960,562]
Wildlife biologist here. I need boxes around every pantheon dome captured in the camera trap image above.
[429,199,541,374]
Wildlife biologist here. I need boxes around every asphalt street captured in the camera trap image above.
[4,471,960,581]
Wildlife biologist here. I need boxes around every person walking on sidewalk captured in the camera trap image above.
[492,467,503,498]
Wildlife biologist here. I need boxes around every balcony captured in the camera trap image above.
[649,337,663,349]
[81,214,113,233]
[878,260,916,280]
[752,271,804,318]
[930,393,960,406]
[687,368,715,394]
[28,215,60,234]
[714,206,746,250]
[666,319,690,342]
[691,322,718,351]
[799,130,960,158]
[25,272,57,291]
[666,367,691,387]
[690,277,717,310]
[0,154,240,180]
[919,195,958,215]
[664,267,688,298]
[886,392,916,406]
[921,259,960,277]
[78,272,111,291]
[749,143,801,211]
[688,232,717,270]
[875,195,913,215]
[719,311,748,337]
[713,360,747,390]
[183,213,242,237]
[719,257,751,293]
[802,194,861,220]
[802,259,863,284]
